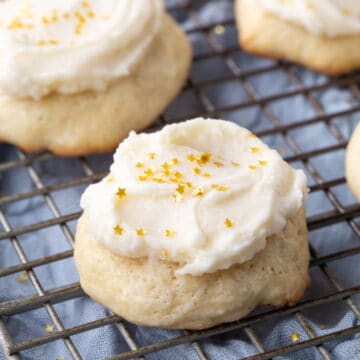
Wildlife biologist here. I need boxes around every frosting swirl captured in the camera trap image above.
[81,118,307,276]
[0,0,163,99]
[257,0,360,37]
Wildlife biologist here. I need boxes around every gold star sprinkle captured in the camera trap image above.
[162,249,169,258]
[136,162,144,169]
[290,332,300,342]
[176,184,186,194]
[116,188,126,199]
[212,184,229,191]
[144,168,154,177]
[106,175,114,182]
[251,147,260,153]
[170,177,180,183]
[199,152,212,164]
[165,229,175,237]
[231,161,240,167]
[203,172,212,177]
[193,167,201,175]
[224,218,234,228]
[173,193,183,203]
[136,228,145,237]
[192,187,205,197]
[174,171,183,179]
[213,24,225,35]
[152,177,166,183]
[138,175,147,181]
[249,165,257,170]
[187,154,196,162]
[113,225,123,236]
[213,161,224,167]
[259,160,268,166]
[45,324,54,333]
[17,272,29,282]
[184,181,193,189]
[147,152,156,160]
[162,162,171,171]
[171,158,179,165]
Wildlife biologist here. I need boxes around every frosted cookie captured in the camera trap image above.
[236,0,360,75]
[346,123,360,201]
[74,118,310,330]
[0,0,191,156]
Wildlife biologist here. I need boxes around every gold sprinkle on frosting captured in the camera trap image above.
[136,228,145,237]
[165,229,175,237]
[259,160,268,166]
[213,161,224,167]
[193,167,201,175]
[136,162,144,169]
[147,152,156,160]
[192,187,205,197]
[106,175,114,183]
[113,225,123,236]
[224,218,234,228]
[162,249,169,258]
[171,158,179,165]
[176,184,186,194]
[45,324,54,333]
[249,165,257,170]
[212,184,229,192]
[173,193,183,203]
[251,147,260,153]
[116,188,126,199]
[231,161,240,167]
[187,154,196,162]
[203,172,212,177]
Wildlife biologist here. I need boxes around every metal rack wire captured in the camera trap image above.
[1,0,360,359]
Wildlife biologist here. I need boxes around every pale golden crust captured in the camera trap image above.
[346,123,360,202]
[74,208,310,330]
[235,0,360,75]
[0,15,191,156]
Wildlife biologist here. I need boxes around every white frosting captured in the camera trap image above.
[258,0,360,37]
[0,0,163,99]
[81,118,307,276]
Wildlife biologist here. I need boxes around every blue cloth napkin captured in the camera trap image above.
[1,1,360,359]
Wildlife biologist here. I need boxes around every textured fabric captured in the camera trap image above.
[1,1,360,359]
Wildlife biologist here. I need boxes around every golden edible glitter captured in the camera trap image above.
[212,184,229,192]
[138,175,147,181]
[199,152,212,164]
[290,332,300,342]
[162,249,169,258]
[136,162,144,169]
[231,161,240,167]
[213,24,225,35]
[147,152,156,160]
[193,167,201,175]
[152,177,166,183]
[116,187,127,199]
[162,162,171,170]
[45,324,54,333]
[213,161,224,168]
[113,225,124,236]
[136,228,145,237]
[144,168,154,177]
[165,229,175,237]
[171,158,179,165]
[192,187,205,197]
[173,193,183,203]
[17,272,29,282]
[259,160,268,166]
[249,165,257,170]
[184,181,193,189]
[251,147,260,153]
[203,172,212,177]
[224,218,234,228]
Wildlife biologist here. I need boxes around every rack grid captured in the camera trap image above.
[1,0,360,359]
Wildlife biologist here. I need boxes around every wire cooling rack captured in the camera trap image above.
[1,0,360,359]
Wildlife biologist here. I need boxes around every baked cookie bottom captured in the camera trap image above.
[235,0,360,76]
[0,15,191,156]
[346,123,360,202]
[74,209,310,330]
